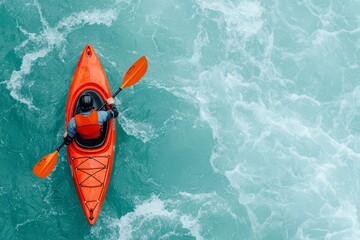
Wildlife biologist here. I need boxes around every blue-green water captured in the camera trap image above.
[1,0,360,239]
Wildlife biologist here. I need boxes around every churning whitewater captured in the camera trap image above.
[1,0,360,239]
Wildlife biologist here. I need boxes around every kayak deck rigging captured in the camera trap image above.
[72,155,110,214]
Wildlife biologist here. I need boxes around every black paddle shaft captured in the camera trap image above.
[98,87,123,110]
[57,141,65,152]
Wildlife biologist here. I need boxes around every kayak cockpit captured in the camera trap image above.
[73,90,108,149]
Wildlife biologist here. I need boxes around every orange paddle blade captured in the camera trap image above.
[121,56,148,89]
[32,150,59,178]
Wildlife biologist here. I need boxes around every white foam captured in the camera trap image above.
[179,191,217,201]
[6,48,49,110]
[102,193,233,239]
[180,215,204,240]
[118,113,158,143]
[286,93,321,106]
[56,9,117,31]
[15,216,41,231]
[189,28,209,65]
[114,0,132,5]
[111,196,176,239]
[197,0,263,37]
[295,201,360,239]
[6,1,118,110]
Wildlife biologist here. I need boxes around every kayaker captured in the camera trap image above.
[63,93,119,145]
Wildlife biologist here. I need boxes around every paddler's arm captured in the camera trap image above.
[106,97,119,119]
[108,104,119,119]
[64,118,76,145]
[98,97,119,124]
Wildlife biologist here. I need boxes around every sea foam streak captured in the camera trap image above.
[197,0,263,37]
[118,114,158,143]
[6,0,117,110]
[90,192,237,240]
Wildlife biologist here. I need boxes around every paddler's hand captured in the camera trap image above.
[63,131,73,145]
[106,97,115,105]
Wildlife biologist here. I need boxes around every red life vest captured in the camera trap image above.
[74,110,102,139]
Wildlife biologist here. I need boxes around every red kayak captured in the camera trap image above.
[65,44,116,225]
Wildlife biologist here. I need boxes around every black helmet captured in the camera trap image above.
[79,93,93,112]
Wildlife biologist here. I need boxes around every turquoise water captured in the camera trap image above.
[1,0,360,239]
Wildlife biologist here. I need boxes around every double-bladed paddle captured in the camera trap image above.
[33,56,148,178]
